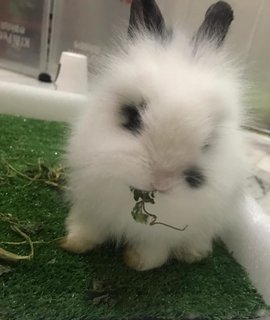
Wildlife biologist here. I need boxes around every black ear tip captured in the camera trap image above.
[193,0,234,49]
[128,0,166,39]
[206,1,234,23]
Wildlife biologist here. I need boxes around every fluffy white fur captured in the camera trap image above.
[62,27,247,271]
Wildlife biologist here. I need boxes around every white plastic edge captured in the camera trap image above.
[222,195,270,305]
[0,81,87,122]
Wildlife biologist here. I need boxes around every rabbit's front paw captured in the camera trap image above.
[124,244,169,271]
[59,235,96,254]
[175,243,212,263]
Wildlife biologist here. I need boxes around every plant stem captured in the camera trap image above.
[141,202,188,232]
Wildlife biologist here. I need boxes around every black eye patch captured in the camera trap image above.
[120,102,145,134]
[184,167,206,189]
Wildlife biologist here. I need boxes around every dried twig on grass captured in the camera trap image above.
[88,279,117,306]
[0,264,12,276]
[0,213,34,262]
[0,159,66,263]
[130,188,188,232]
[0,212,63,263]
[1,158,68,190]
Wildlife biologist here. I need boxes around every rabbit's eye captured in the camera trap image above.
[183,167,206,188]
[120,103,144,134]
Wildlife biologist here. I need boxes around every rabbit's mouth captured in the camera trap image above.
[128,178,176,194]
[129,186,168,195]
[129,186,154,193]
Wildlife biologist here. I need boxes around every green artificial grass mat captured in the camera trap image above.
[0,114,269,320]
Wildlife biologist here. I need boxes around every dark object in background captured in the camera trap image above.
[38,72,52,83]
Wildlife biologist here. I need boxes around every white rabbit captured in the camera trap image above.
[61,0,247,271]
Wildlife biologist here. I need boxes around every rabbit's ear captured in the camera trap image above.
[128,0,166,38]
[193,1,234,49]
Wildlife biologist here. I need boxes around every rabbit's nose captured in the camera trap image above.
[152,172,176,192]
